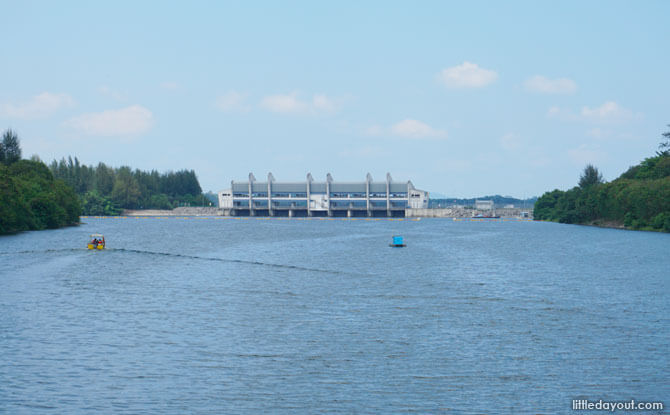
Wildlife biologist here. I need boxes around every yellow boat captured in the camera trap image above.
[87,233,105,250]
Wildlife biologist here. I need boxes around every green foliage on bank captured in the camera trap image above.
[534,133,670,232]
[50,157,208,215]
[0,132,81,234]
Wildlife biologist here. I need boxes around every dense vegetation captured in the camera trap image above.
[0,130,80,234]
[534,126,670,232]
[49,157,207,215]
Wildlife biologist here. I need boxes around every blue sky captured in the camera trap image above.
[1,1,668,197]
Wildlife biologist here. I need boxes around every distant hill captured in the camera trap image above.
[429,195,537,208]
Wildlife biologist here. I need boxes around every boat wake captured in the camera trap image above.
[112,248,343,275]
[2,248,345,275]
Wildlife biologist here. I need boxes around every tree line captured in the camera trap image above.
[1,130,80,234]
[534,125,670,232]
[49,157,206,215]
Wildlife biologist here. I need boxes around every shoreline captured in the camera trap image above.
[109,212,666,232]
[122,207,220,216]
[120,207,532,219]
[539,219,669,233]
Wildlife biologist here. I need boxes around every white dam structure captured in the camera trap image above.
[218,173,429,217]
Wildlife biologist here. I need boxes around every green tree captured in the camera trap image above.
[658,124,670,156]
[0,159,80,234]
[95,162,115,196]
[111,166,141,208]
[1,129,22,165]
[0,165,31,233]
[149,193,172,209]
[48,156,207,213]
[81,190,121,215]
[579,164,604,188]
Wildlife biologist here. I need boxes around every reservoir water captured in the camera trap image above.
[1,217,668,414]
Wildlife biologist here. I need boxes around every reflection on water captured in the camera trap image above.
[1,217,668,414]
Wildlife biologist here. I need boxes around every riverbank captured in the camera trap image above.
[123,207,533,218]
[584,219,670,233]
[123,207,220,216]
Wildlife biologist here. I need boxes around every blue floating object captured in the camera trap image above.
[389,235,406,247]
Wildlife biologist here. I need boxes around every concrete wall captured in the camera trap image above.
[406,208,460,218]
[172,207,221,216]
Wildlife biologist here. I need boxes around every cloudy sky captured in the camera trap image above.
[2,1,668,197]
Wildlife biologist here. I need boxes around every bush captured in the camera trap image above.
[623,212,635,228]
[81,190,121,216]
[651,212,670,230]
[149,193,172,210]
[0,160,80,234]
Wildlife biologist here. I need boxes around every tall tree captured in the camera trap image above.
[579,164,604,188]
[1,129,22,165]
[95,162,115,195]
[111,166,141,208]
[659,124,670,156]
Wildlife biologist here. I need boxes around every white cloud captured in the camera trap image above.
[524,75,577,94]
[260,92,339,114]
[581,101,633,122]
[0,92,74,119]
[587,127,639,141]
[587,127,605,138]
[215,91,249,112]
[364,125,384,136]
[547,105,580,121]
[568,144,605,164]
[64,105,154,136]
[160,81,179,90]
[548,101,636,123]
[312,94,336,112]
[390,119,447,139]
[500,133,521,150]
[547,106,564,118]
[363,120,447,140]
[438,61,498,88]
[98,85,127,101]
[261,93,307,114]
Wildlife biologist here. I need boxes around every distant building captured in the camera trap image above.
[475,199,494,211]
[218,173,428,217]
[504,204,515,208]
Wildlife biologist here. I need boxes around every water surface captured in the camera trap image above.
[1,217,668,414]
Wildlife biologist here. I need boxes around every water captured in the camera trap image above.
[1,217,668,414]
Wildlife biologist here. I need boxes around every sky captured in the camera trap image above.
[1,1,669,198]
